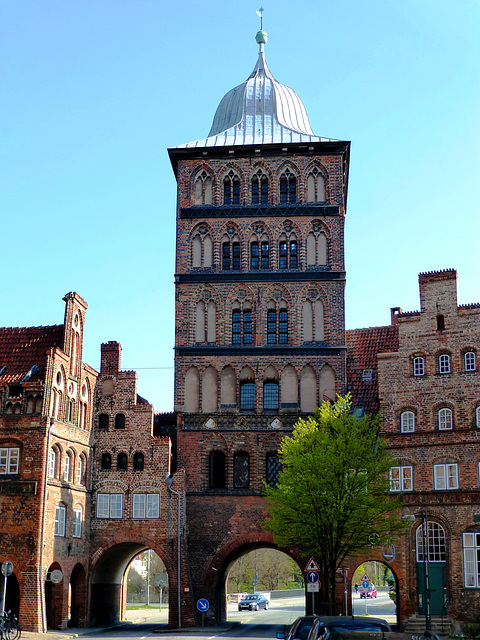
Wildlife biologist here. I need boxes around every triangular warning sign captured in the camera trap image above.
[362,573,369,581]
[305,557,320,572]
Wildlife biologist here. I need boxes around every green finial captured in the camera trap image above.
[255,30,268,45]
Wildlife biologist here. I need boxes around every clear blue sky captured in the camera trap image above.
[2,1,479,412]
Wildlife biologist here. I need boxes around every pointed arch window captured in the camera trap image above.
[279,237,298,269]
[232,304,252,345]
[263,380,279,410]
[280,169,296,203]
[267,303,288,344]
[252,171,268,205]
[224,171,240,205]
[233,452,250,488]
[222,238,241,270]
[266,453,281,488]
[307,167,326,202]
[193,170,213,205]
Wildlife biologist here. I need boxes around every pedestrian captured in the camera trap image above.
[355,583,359,594]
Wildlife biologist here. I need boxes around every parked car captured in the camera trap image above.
[277,616,319,640]
[306,616,391,640]
[359,585,377,598]
[238,593,269,611]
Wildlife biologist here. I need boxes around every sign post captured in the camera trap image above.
[362,577,369,614]
[1,561,13,617]
[305,559,320,615]
[196,598,209,626]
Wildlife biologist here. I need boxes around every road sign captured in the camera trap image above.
[306,571,318,583]
[307,582,319,592]
[305,558,320,572]
[1,562,13,577]
[362,580,369,588]
[382,544,396,562]
[51,570,63,584]
[362,573,369,581]
[197,598,209,611]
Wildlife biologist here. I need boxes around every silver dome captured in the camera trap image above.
[174,37,337,149]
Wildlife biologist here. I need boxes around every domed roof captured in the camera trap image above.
[174,32,337,149]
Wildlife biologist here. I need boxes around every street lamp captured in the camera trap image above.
[403,512,432,637]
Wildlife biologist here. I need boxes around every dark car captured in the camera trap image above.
[238,593,269,611]
[277,615,319,640]
[306,616,391,640]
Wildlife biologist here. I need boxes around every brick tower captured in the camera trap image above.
[168,28,350,623]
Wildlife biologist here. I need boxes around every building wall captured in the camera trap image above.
[377,269,480,624]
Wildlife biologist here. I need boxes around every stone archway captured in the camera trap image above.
[69,563,86,628]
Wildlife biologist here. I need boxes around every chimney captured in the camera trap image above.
[390,307,402,325]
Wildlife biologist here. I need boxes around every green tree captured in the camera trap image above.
[264,395,405,614]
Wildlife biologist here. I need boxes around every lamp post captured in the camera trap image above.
[403,512,432,637]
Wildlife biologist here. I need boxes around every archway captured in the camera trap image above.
[223,546,305,625]
[68,563,86,628]
[351,561,398,627]
[45,562,64,630]
[90,543,170,627]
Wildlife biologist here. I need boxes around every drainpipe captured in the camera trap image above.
[165,474,181,628]
[39,417,54,633]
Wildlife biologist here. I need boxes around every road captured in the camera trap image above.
[105,592,395,640]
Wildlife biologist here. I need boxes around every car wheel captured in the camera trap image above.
[265,603,269,610]
[255,604,259,611]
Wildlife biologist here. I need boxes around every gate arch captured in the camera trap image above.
[90,542,174,627]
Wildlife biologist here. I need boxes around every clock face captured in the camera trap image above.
[270,418,281,429]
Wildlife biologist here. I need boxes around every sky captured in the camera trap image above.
[1,0,480,412]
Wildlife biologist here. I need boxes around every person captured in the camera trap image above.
[355,583,359,594]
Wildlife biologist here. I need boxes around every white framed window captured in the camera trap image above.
[132,493,160,519]
[401,411,415,433]
[465,352,476,372]
[434,463,459,490]
[439,354,451,374]
[389,466,413,492]
[413,357,425,377]
[54,505,66,536]
[416,522,446,562]
[438,408,453,430]
[73,508,82,538]
[77,457,83,485]
[0,447,19,474]
[96,493,123,519]
[64,454,71,481]
[49,449,56,477]
[463,532,480,587]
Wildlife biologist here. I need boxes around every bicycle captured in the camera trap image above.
[0,611,21,640]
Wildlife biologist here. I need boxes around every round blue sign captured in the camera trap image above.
[362,580,369,588]
[307,571,319,583]
[197,598,209,611]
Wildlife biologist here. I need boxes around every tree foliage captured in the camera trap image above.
[264,395,405,612]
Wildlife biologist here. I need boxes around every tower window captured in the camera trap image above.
[267,307,288,344]
[240,381,255,410]
[209,450,226,488]
[438,354,451,374]
[267,310,277,344]
[261,241,269,269]
[280,169,296,203]
[101,453,111,470]
[117,452,128,470]
[133,452,144,470]
[252,172,268,205]
[437,314,445,331]
[413,357,425,377]
[115,413,126,429]
[222,243,230,270]
[251,242,259,269]
[465,351,476,372]
[263,381,279,410]
[224,172,240,205]
[233,452,249,488]
[266,453,281,487]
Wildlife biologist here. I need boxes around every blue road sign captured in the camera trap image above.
[362,580,369,588]
[197,598,209,611]
[307,571,319,583]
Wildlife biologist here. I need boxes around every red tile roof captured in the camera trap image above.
[346,324,399,416]
[0,325,65,385]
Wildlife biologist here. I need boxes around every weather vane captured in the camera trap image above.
[256,7,264,30]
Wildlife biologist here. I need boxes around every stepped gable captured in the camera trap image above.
[0,324,64,385]
[346,324,399,416]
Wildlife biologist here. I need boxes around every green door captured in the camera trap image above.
[416,562,446,616]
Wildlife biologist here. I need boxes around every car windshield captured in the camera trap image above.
[330,625,384,632]
[244,595,258,600]
[294,620,315,640]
